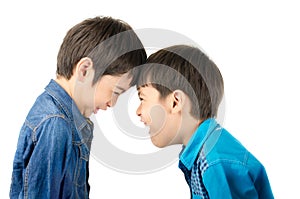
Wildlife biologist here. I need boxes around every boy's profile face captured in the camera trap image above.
[136,85,182,148]
[93,73,131,113]
[75,70,131,117]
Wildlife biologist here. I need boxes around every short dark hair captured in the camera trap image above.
[56,16,147,85]
[136,45,224,120]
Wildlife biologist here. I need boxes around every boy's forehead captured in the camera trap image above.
[96,73,132,91]
[137,84,155,95]
[118,73,132,84]
[112,73,132,89]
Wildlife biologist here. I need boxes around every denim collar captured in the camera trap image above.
[179,118,218,170]
[44,79,94,144]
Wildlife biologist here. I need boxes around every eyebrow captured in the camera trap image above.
[115,86,126,92]
[138,91,145,97]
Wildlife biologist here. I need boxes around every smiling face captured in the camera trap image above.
[136,85,183,148]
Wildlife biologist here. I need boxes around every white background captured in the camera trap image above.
[1,0,299,198]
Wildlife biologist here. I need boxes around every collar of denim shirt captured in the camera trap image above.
[45,79,94,144]
[179,118,218,170]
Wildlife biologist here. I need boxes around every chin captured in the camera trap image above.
[83,111,93,118]
[150,137,167,148]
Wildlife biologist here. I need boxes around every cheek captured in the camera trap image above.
[95,87,111,104]
[149,105,167,134]
[81,86,96,106]
[111,93,120,106]
[94,93,102,105]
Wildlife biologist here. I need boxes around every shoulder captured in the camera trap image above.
[202,127,249,165]
[33,116,73,146]
[199,127,266,179]
[25,91,71,129]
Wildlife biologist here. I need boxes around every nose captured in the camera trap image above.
[106,101,112,108]
[136,104,142,116]
[106,99,117,109]
[109,94,119,108]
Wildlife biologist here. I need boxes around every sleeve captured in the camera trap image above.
[25,117,73,199]
[10,124,29,198]
[202,162,259,199]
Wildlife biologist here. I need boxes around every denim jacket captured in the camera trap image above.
[10,80,94,199]
[179,119,274,199]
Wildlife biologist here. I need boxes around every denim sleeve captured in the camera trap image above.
[10,124,29,198]
[23,116,72,198]
[202,162,260,199]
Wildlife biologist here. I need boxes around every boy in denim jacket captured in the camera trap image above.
[10,16,146,198]
[135,45,273,198]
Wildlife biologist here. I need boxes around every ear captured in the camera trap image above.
[76,57,93,82]
[170,90,186,114]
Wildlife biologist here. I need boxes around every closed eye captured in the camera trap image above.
[113,91,121,96]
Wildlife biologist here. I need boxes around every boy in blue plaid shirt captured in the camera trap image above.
[135,45,274,198]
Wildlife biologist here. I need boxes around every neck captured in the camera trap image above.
[55,76,74,98]
[181,116,202,146]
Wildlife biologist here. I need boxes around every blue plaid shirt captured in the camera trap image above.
[179,119,274,199]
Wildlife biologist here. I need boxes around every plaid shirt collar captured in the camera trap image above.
[179,118,218,170]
